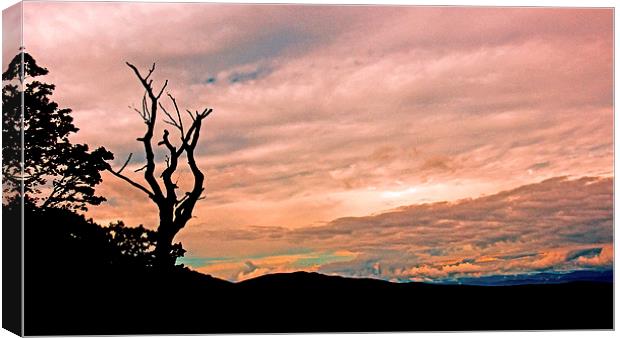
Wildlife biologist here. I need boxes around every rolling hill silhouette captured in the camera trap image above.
[26,268,612,335]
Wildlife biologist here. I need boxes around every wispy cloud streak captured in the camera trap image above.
[20,4,613,280]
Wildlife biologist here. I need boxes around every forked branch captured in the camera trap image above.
[108,61,213,268]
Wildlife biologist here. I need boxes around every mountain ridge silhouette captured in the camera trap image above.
[26,267,612,335]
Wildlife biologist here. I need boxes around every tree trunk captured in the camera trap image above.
[154,226,175,270]
[155,205,177,270]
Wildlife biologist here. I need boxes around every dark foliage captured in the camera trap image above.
[2,52,49,81]
[21,201,193,336]
[20,202,185,274]
[2,52,113,211]
[107,221,185,268]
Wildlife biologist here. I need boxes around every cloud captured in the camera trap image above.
[566,248,603,261]
[177,176,612,281]
[192,250,357,281]
[17,5,613,281]
[242,261,258,274]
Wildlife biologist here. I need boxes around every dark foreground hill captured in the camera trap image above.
[25,269,612,335]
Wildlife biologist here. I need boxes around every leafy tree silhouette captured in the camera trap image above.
[2,52,185,273]
[106,63,213,269]
[107,221,185,268]
[24,205,184,272]
[2,52,113,211]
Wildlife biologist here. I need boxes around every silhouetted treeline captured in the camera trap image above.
[17,201,185,276]
[18,200,199,335]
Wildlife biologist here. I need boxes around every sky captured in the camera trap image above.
[7,2,613,282]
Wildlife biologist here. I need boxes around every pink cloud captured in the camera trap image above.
[16,4,613,280]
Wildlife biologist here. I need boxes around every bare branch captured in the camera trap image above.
[173,114,208,226]
[106,152,153,197]
[117,153,133,174]
[186,109,196,122]
[156,80,168,99]
[160,102,184,132]
[126,62,165,201]
[134,164,148,173]
[157,129,175,151]
[158,102,181,131]
[106,168,154,198]
[198,108,213,119]
[158,129,180,201]
[168,93,185,138]
[144,63,156,81]
[130,105,143,117]
[162,120,178,128]
[141,94,151,122]
[126,62,144,79]
[126,62,155,95]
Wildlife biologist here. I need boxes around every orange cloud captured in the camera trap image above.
[17,4,613,281]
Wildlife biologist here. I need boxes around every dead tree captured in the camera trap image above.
[107,62,212,269]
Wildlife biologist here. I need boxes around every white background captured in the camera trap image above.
[0,0,616,337]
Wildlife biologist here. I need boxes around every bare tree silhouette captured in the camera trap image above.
[107,62,212,269]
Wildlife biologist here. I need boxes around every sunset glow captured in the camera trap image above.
[11,3,613,282]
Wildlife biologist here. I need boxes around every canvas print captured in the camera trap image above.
[2,2,614,335]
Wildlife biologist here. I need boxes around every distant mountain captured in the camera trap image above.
[237,271,392,288]
[237,269,614,287]
[435,269,613,286]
